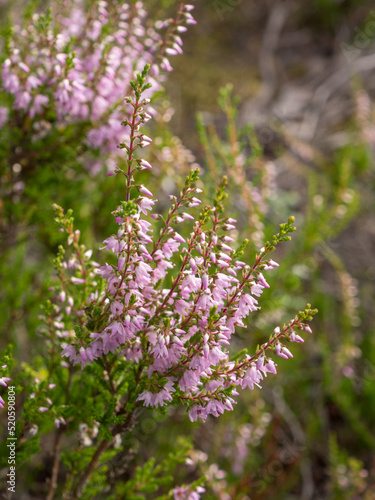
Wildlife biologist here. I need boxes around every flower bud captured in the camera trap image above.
[202,274,209,290]
[139,185,153,197]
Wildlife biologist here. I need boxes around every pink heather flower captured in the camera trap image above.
[38,407,49,413]
[187,197,201,207]
[29,94,49,118]
[26,75,42,90]
[134,262,152,288]
[189,258,197,273]
[84,249,93,259]
[257,273,270,288]
[160,57,173,72]
[14,90,32,110]
[0,396,5,409]
[61,344,77,362]
[101,236,119,253]
[2,73,19,93]
[182,212,194,220]
[250,282,264,297]
[140,159,152,169]
[165,48,178,56]
[141,135,152,144]
[217,259,230,268]
[290,332,304,342]
[137,379,175,407]
[281,347,293,358]
[0,377,11,387]
[18,62,30,73]
[202,273,209,290]
[276,350,289,359]
[173,43,183,55]
[54,417,66,429]
[264,359,277,375]
[138,197,156,215]
[162,238,180,259]
[71,277,86,285]
[184,13,197,25]
[223,235,234,243]
[117,256,126,272]
[174,35,183,46]
[238,294,259,314]
[173,232,186,244]
[110,300,124,316]
[137,230,153,244]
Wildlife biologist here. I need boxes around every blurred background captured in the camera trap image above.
[1,0,375,498]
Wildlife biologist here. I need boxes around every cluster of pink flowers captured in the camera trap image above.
[59,70,313,423]
[0,1,195,161]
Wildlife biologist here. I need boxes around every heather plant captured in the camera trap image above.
[0,56,316,497]
[7,1,375,498]
[55,68,314,417]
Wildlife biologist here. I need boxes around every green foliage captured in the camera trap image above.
[115,438,203,499]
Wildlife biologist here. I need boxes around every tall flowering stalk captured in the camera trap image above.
[52,66,315,430]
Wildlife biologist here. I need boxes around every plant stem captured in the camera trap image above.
[71,367,142,499]
[71,438,113,499]
[46,367,73,500]
[46,428,63,500]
